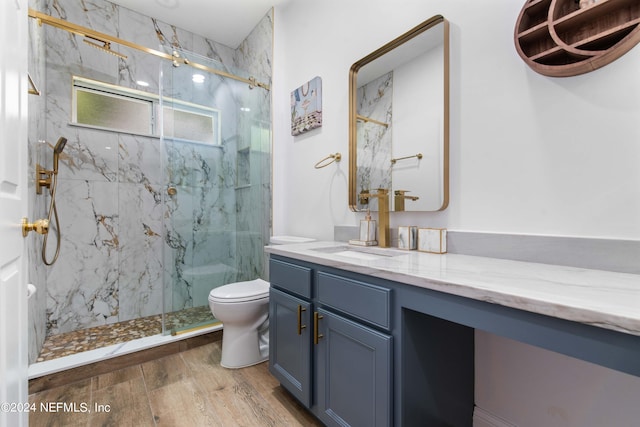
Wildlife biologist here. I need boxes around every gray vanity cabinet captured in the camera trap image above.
[269,287,313,407]
[315,307,392,426]
[268,257,393,427]
[269,259,314,407]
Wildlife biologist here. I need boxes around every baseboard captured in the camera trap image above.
[473,407,517,427]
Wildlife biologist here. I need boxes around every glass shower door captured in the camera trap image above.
[160,50,271,335]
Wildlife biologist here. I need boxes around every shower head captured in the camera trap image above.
[54,137,67,154]
[52,137,67,174]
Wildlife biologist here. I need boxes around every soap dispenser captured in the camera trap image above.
[359,209,377,245]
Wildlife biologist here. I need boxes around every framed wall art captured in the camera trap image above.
[291,76,322,136]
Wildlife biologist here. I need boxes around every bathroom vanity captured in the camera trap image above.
[266,241,640,427]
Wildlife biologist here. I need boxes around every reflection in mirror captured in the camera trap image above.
[349,15,449,212]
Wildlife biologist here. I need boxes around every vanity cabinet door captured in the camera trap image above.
[315,308,392,427]
[269,288,313,407]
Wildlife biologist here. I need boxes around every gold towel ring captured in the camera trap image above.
[314,153,342,169]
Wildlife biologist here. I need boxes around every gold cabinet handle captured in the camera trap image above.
[21,218,49,237]
[314,312,324,345]
[297,305,307,335]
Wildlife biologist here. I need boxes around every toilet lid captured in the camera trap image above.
[209,278,270,303]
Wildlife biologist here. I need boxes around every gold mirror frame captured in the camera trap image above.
[349,15,450,212]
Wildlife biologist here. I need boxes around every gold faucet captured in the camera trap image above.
[394,190,419,212]
[360,188,390,247]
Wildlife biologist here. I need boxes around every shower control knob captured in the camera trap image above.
[21,218,50,237]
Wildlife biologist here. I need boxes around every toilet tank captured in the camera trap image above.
[270,235,316,245]
[265,236,316,279]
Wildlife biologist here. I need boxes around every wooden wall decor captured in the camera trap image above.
[514,0,640,77]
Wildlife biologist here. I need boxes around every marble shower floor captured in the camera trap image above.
[36,306,215,362]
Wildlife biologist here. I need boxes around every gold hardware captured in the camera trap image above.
[27,9,270,91]
[83,37,127,60]
[359,188,390,247]
[314,153,342,169]
[28,73,41,96]
[36,163,53,195]
[356,114,389,128]
[359,190,371,205]
[394,190,419,211]
[167,186,178,196]
[170,320,222,336]
[22,218,49,237]
[297,305,307,335]
[247,76,268,90]
[313,312,324,344]
[391,153,423,164]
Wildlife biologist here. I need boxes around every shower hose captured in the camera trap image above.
[42,171,61,266]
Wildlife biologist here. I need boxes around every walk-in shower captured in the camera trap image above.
[26,3,272,366]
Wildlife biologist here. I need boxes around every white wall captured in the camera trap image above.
[475,331,640,427]
[273,0,640,240]
[273,0,640,425]
[393,45,444,211]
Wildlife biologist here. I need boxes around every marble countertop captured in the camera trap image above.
[265,241,640,336]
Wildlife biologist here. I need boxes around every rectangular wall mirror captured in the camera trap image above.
[349,15,450,212]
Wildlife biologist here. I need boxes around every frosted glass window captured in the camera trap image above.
[75,88,152,135]
[163,107,218,144]
[72,76,220,145]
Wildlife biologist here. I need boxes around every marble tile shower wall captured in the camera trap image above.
[356,72,393,210]
[27,0,272,360]
[234,11,273,286]
[28,0,48,364]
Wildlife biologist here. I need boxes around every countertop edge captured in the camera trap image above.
[265,242,640,337]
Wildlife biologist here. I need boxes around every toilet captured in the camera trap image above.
[269,235,316,245]
[209,278,270,369]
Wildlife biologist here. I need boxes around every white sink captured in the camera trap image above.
[331,250,383,261]
[311,245,407,260]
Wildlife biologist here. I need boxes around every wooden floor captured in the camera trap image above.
[28,341,323,427]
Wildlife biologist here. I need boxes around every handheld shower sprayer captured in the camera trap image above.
[52,137,67,175]
[34,136,68,265]
[36,137,67,194]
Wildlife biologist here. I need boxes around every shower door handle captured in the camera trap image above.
[297,305,307,335]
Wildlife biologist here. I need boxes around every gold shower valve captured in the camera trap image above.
[36,163,53,195]
[22,218,50,237]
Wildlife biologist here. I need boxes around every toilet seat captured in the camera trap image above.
[209,278,270,303]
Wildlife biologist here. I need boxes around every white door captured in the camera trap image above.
[0,0,29,426]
